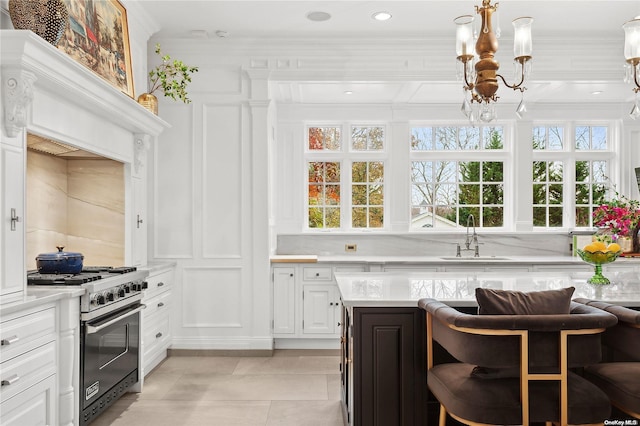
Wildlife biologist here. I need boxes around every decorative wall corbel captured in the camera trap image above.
[133,133,151,174]
[2,68,36,138]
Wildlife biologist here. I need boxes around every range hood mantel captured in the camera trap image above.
[1,31,170,138]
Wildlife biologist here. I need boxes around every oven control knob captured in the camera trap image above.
[96,294,106,305]
[132,282,140,291]
[118,288,126,298]
[142,281,148,290]
[124,284,131,293]
[106,292,115,302]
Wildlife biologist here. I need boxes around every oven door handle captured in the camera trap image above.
[85,304,146,335]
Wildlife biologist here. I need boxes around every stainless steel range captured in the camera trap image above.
[27,266,148,425]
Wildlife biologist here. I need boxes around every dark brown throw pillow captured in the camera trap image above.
[475,287,575,315]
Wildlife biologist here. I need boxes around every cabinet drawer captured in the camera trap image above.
[303,267,332,281]
[143,314,170,359]
[144,270,173,300]
[0,308,55,363]
[143,291,172,319]
[0,341,56,402]
[0,374,56,426]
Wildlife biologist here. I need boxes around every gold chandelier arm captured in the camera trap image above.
[459,56,476,91]
[496,73,526,92]
[632,60,640,93]
[496,55,531,92]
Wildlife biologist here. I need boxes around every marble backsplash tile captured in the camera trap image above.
[276,232,574,257]
[26,151,124,270]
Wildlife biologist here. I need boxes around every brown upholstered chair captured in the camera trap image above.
[574,298,640,419]
[418,298,618,426]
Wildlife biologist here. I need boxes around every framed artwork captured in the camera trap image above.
[57,0,134,97]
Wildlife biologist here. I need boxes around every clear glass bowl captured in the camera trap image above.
[576,248,621,285]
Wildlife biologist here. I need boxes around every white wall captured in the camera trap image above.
[144,34,640,349]
[147,40,273,349]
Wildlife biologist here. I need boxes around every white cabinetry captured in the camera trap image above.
[0,141,25,303]
[0,306,57,426]
[132,176,147,267]
[141,266,174,377]
[272,263,365,348]
[273,267,295,335]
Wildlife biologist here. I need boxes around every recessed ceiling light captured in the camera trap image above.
[372,11,392,21]
[344,91,353,95]
[591,90,603,95]
[307,11,332,22]
[215,30,229,38]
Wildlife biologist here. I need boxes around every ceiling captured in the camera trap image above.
[136,0,640,106]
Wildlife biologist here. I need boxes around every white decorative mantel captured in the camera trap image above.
[0,30,169,142]
[0,30,170,426]
[2,68,36,138]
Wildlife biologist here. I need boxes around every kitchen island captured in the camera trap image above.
[334,270,640,426]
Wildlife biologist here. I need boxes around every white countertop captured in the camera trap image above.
[335,270,640,308]
[0,287,85,316]
[273,254,640,265]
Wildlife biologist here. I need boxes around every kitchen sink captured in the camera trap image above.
[440,256,511,261]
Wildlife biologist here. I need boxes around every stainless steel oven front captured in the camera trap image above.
[80,299,144,425]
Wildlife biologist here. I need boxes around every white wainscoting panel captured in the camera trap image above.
[181,266,243,328]
[153,104,194,258]
[202,104,242,259]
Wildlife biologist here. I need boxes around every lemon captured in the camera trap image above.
[583,243,598,253]
[606,243,621,253]
[591,241,607,252]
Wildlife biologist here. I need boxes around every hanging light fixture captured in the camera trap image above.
[623,16,640,120]
[455,0,533,122]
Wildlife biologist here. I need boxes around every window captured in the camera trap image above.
[410,126,506,229]
[532,125,611,229]
[352,161,384,228]
[308,161,341,228]
[305,125,385,230]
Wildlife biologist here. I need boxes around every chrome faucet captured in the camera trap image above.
[464,214,480,257]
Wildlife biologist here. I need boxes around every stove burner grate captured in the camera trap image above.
[27,273,103,285]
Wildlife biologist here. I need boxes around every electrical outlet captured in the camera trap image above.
[345,244,357,252]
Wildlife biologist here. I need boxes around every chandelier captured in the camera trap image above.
[455,0,533,122]
[623,16,640,119]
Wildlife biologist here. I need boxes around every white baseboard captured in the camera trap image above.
[170,336,274,350]
[274,338,340,350]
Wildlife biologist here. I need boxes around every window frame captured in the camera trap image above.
[304,123,389,232]
[409,123,512,231]
[531,122,617,231]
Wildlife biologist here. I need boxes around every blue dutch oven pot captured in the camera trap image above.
[36,246,84,274]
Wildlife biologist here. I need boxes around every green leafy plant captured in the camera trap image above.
[147,44,199,103]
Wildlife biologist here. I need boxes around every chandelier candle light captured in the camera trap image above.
[455,0,533,122]
[623,16,640,119]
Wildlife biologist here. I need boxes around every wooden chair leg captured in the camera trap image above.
[439,403,447,426]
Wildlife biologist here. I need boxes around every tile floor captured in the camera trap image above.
[92,350,344,426]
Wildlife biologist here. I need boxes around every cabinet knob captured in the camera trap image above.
[158,302,165,308]
[157,282,164,287]
[290,273,294,277]
[329,302,334,306]
[137,214,144,228]
[156,332,163,339]
[315,272,320,277]
[337,322,342,327]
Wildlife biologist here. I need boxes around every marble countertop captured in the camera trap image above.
[335,270,640,308]
[0,287,85,316]
[272,254,640,265]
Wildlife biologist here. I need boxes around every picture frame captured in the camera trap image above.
[57,0,134,97]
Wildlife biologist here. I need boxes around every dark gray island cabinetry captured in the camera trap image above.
[341,306,427,426]
[335,270,640,426]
